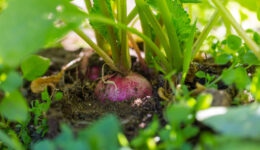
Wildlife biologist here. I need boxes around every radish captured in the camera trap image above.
[86,66,101,81]
[94,72,152,101]
[75,0,153,101]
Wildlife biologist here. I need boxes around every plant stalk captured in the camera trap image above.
[118,0,131,74]
[127,6,138,25]
[74,29,119,72]
[98,0,120,66]
[135,0,171,63]
[128,33,147,70]
[192,10,220,58]
[157,0,182,71]
[134,0,153,64]
[84,0,92,11]
[84,0,107,52]
[85,14,172,72]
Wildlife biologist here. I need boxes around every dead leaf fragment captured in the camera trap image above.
[30,70,64,93]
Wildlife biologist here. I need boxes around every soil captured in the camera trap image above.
[24,47,165,140]
[23,47,236,142]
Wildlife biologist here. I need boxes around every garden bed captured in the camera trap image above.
[24,47,236,141]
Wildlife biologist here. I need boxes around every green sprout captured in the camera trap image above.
[134,0,197,83]
[75,0,132,75]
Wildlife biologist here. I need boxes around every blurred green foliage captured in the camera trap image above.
[0,0,85,68]
[231,0,260,12]
[21,55,51,81]
[202,104,260,139]
[33,115,120,150]
[0,0,260,150]
[222,67,251,90]
[0,71,23,93]
[226,35,242,50]
[0,91,28,122]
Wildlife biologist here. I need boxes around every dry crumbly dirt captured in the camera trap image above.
[24,47,237,141]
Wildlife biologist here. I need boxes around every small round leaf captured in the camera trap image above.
[21,55,50,81]
[227,35,242,50]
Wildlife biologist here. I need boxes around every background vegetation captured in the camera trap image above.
[0,0,260,149]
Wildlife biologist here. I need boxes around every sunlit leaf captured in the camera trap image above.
[239,10,248,22]
[195,93,213,110]
[0,0,7,12]
[232,0,260,12]
[227,35,242,50]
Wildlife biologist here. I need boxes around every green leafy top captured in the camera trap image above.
[144,0,195,48]
[147,0,194,47]
[170,0,193,47]
[135,0,196,74]
[84,0,131,74]
[90,0,119,46]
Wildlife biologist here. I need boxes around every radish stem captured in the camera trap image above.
[98,0,120,66]
[128,33,147,70]
[84,0,107,51]
[192,10,220,58]
[157,0,182,71]
[135,0,171,65]
[127,6,138,25]
[118,0,131,74]
[74,29,119,72]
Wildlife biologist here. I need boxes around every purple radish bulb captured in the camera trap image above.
[94,72,152,101]
[86,66,101,81]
